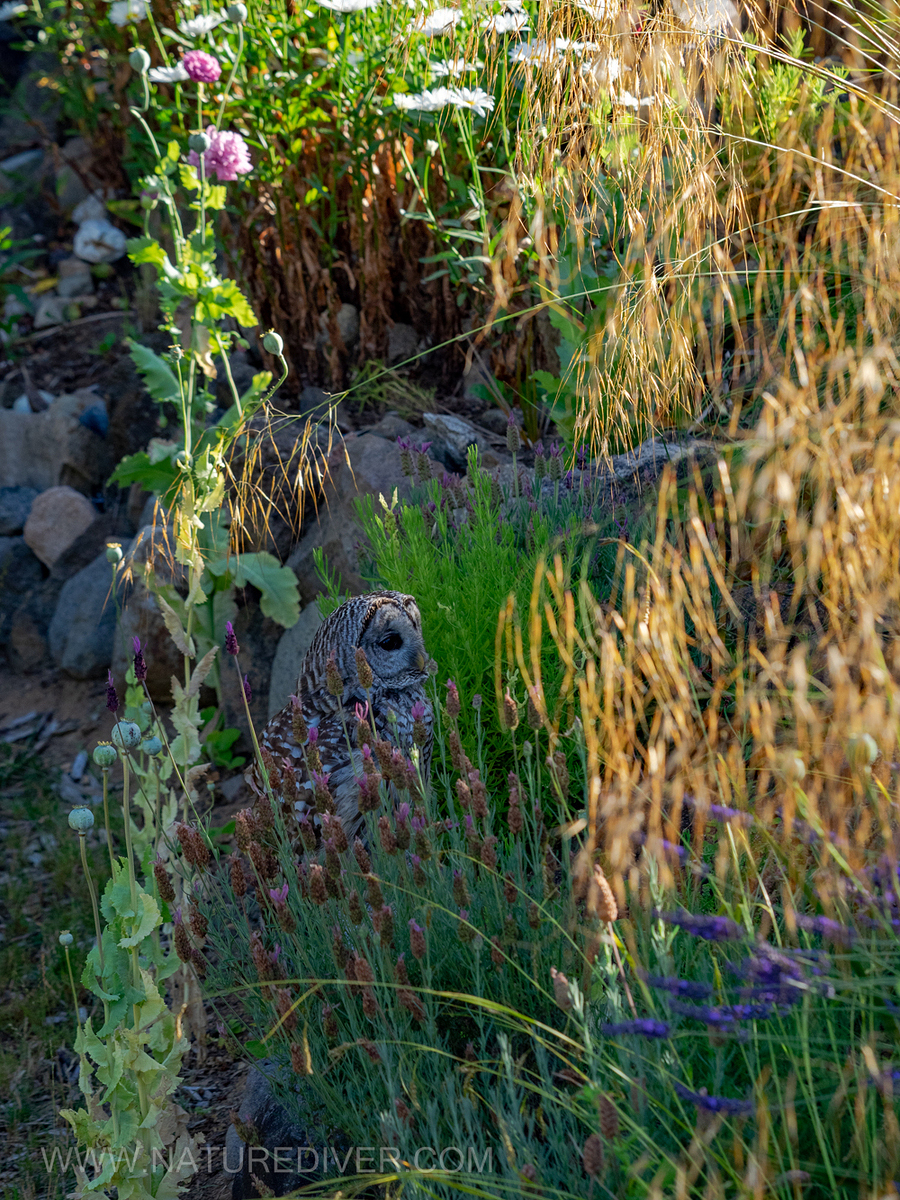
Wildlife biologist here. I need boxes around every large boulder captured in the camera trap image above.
[267,602,324,719]
[23,486,97,568]
[0,535,44,656]
[0,388,113,492]
[48,551,119,679]
[0,485,37,535]
[225,1059,348,1199]
[286,430,415,605]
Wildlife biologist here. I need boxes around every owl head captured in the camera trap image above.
[300,591,429,701]
[356,592,428,687]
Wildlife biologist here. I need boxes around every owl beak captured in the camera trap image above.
[416,652,426,672]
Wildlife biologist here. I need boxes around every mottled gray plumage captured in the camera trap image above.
[248,591,433,837]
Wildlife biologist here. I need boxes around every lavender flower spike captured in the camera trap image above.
[674,1082,753,1116]
[224,621,239,656]
[132,636,147,683]
[601,1019,670,1039]
[106,670,119,714]
[656,909,744,942]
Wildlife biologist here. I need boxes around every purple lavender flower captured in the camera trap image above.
[670,1000,775,1026]
[601,1019,670,1039]
[182,50,222,83]
[410,700,426,721]
[656,909,744,942]
[132,636,147,683]
[708,803,753,825]
[674,1082,753,1116]
[411,813,427,832]
[269,883,289,904]
[645,975,713,1000]
[796,914,855,946]
[224,621,239,656]
[106,670,119,714]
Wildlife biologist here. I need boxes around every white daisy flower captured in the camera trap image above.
[672,0,736,31]
[447,85,495,116]
[574,0,619,19]
[394,86,456,111]
[408,7,461,35]
[580,53,621,87]
[508,37,572,64]
[317,0,380,9]
[149,63,190,82]
[178,10,226,35]
[482,9,528,34]
[431,57,481,76]
[109,0,147,25]
[0,3,28,20]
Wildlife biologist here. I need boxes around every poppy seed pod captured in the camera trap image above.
[111,720,142,750]
[93,742,118,768]
[262,329,284,356]
[68,806,94,833]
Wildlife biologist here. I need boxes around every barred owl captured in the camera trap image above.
[248,591,434,839]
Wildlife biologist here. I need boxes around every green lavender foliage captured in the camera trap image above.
[343,445,649,794]
[190,682,900,1199]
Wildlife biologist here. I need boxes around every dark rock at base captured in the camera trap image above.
[111,523,187,703]
[48,551,119,679]
[220,592,283,735]
[225,1059,348,1200]
[0,485,38,535]
[0,535,44,658]
[7,577,61,672]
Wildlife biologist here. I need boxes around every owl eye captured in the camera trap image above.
[378,632,403,652]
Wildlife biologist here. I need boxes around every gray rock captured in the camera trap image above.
[225,1059,348,1199]
[0,486,37,535]
[478,407,520,436]
[33,295,68,329]
[422,411,494,472]
[0,148,45,192]
[57,256,94,299]
[0,535,44,650]
[6,577,62,673]
[387,322,419,366]
[364,412,416,441]
[286,431,414,606]
[48,552,119,679]
[24,486,98,568]
[267,602,324,719]
[0,51,62,153]
[335,302,359,347]
[0,388,115,492]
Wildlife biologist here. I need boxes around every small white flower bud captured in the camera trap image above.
[129,47,151,73]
